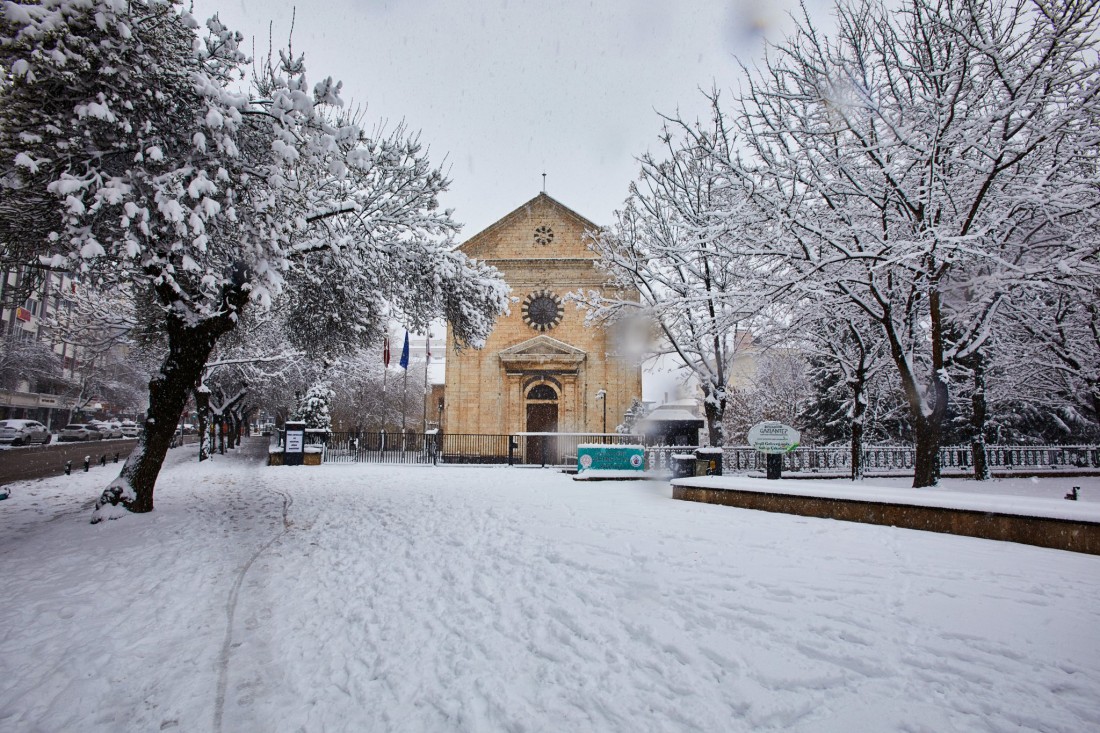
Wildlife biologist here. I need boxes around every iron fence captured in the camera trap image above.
[645,443,1100,474]
[319,431,643,465]
[302,429,1100,472]
[323,431,441,464]
[510,432,642,467]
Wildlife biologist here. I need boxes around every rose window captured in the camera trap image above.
[521,289,564,331]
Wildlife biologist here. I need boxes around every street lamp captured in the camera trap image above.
[595,389,607,434]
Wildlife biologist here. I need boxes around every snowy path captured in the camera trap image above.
[2,447,1099,732]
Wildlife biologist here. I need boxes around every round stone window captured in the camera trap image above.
[521,289,564,331]
[533,226,554,246]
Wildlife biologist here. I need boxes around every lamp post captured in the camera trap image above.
[595,389,607,434]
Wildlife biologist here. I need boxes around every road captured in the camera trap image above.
[0,436,198,486]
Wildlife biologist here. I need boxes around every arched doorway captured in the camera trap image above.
[525,383,558,464]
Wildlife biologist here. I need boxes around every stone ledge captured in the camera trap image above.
[268,452,322,466]
[672,485,1100,555]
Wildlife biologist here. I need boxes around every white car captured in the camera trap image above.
[60,423,105,441]
[94,421,123,439]
[0,419,52,446]
[119,421,140,438]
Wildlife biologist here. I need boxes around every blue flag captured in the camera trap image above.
[399,331,410,369]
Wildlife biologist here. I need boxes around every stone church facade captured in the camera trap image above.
[443,193,642,438]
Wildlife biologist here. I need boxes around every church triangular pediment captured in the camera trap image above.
[458,192,601,261]
[500,335,586,357]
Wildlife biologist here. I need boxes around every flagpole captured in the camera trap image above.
[401,367,408,435]
[399,330,410,437]
[382,335,389,434]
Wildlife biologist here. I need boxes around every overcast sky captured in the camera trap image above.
[191,0,830,237]
[189,0,831,398]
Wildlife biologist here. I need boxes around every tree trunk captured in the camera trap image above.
[702,385,727,447]
[882,292,949,488]
[196,389,210,462]
[92,281,246,520]
[912,415,941,488]
[849,360,868,481]
[970,354,991,481]
[850,417,865,481]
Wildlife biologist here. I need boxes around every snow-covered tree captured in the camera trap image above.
[0,330,60,392]
[327,347,427,433]
[997,281,1100,439]
[724,0,1100,486]
[618,397,649,435]
[799,313,896,479]
[298,380,334,431]
[724,349,812,443]
[575,106,779,446]
[0,1,508,518]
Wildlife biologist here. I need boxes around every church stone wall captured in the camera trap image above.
[444,194,642,437]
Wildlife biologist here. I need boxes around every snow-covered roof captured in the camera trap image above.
[640,409,703,423]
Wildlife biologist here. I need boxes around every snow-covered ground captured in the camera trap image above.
[2,441,1098,732]
[675,474,1100,522]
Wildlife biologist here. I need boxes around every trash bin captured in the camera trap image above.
[695,448,723,476]
[670,454,695,479]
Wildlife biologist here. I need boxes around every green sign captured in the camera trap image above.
[747,421,800,454]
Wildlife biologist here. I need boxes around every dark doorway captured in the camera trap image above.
[526,396,558,465]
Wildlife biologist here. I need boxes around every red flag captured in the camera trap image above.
[383,335,390,368]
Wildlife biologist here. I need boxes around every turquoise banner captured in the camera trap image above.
[577,445,645,472]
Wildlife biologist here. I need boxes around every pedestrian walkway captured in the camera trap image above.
[227,436,271,462]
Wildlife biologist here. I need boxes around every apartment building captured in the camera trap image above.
[0,266,90,427]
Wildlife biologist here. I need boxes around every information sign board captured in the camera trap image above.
[284,420,305,466]
[747,421,800,454]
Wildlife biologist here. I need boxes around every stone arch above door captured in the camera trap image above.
[526,383,558,401]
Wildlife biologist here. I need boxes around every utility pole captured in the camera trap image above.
[595,389,607,434]
[421,331,430,432]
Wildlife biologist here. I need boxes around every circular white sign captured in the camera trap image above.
[580,454,593,468]
[629,454,643,468]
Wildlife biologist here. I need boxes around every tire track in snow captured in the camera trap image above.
[212,486,293,733]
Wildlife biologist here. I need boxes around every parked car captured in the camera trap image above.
[119,421,140,438]
[60,423,105,441]
[0,419,52,446]
[92,421,123,439]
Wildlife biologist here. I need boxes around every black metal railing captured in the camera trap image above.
[508,432,642,467]
[439,434,511,464]
[645,444,1100,474]
[323,432,512,465]
[314,430,1100,473]
[323,431,440,464]
[320,431,643,466]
